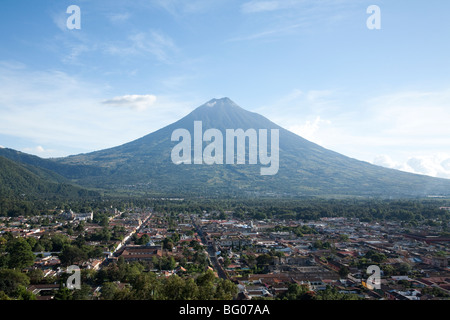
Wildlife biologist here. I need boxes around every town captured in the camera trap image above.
[0,200,448,300]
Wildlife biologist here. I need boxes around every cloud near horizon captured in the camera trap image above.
[287,116,332,144]
[254,87,450,180]
[22,145,54,156]
[373,154,450,179]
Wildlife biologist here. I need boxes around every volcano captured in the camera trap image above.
[2,97,450,198]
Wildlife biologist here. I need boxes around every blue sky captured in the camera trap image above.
[1,0,450,178]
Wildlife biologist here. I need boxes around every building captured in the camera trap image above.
[61,210,93,221]
[119,246,163,262]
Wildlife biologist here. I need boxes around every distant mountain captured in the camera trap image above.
[2,98,450,198]
[0,147,105,180]
[0,156,99,198]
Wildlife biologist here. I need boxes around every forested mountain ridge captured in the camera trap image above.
[0,156,99,199]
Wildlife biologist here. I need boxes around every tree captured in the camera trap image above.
[214,279,238,300]
[0,291,11,300]
[382,264,395,277]
[196,270,216,300]
[339,266,350,278]
[137,234,150,245]
[59,245,88,266]
[167,257,177,270]
[182,278,199,300]
[28,268,44,284]
[163,238,174,251]
[36,234,53,251]
[75,221,86,232]
[88,246,104,259]
[123,262,145,283]
[100,282,119,300]
[283,283,310,300]
[15,285,36,300]
[0,237,8,268]
[113,286,133,300]
[73,235,86,248]
[171,232,180,243]
[33,243,44,253]
[256,254,272,268]
[54,287,73,300]
[50,234,71,251]
[26,237,37,251]
[7,237,35,269]
[163,275,186,300]
[197,281,215,300]
[0,269,30,297]
[81,269,97,286]
[131,272,161,300]
[72,284,92,300]
[223,256,231,268]
[396,263,412,275]
[365,250,386,263]
[100,216,109,227]
[313,240,324,249]
[314,286,360,300]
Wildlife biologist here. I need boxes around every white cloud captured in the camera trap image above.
[373,154,450,179]
[367,90,450,138]
[46,9,98,66]
[225,22,307,42]
[50,12,174,66]
[241,0,362,14]
[106,30,178,64]
[241,1,281,13]
[63,43,91,65]
[241,0,297,13]
[234,0,364,42]
[0,60,26,70]
[102,95,157,111]
[306,90,333,102]
[287,117,331,143]
[256,88,339,117]
[253,88,338,146]
[0,145,4,149]
[442,159,450,171]
[23,146,47,154]
[153,0,224,15]
[51,11,68,32]
[107,12,131,23]
[373,155,401,170]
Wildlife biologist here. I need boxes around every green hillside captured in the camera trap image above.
[0,156,99,198]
